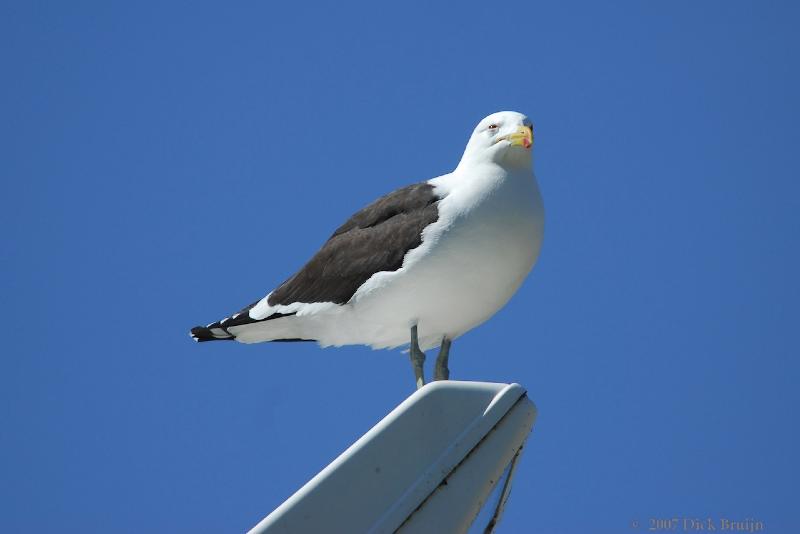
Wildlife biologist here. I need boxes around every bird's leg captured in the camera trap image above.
[409,325,426,389]
[434,336,451,381]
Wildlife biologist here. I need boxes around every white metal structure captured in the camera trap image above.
[248,381,536,534]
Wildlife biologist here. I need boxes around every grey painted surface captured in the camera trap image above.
[248,381,536,534]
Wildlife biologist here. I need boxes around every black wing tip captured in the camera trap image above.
[190,325,234,343]
[219,310,296,329]
[189,311,302,344]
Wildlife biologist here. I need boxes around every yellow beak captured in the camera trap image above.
[506,125,534,149]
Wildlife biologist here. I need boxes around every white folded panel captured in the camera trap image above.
[248,381,537,534]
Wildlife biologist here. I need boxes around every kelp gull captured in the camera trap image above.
[190,111,544,388]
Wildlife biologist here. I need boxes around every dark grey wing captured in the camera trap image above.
[268,182,440,306]
[190,182,440,342]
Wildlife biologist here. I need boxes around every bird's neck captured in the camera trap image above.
[454,159,534,182]
[455,151,533,175]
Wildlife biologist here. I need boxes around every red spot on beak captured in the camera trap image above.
[523,138,532,149]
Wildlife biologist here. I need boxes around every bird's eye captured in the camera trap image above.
[488,124,498,131]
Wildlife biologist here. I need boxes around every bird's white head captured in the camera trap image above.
[457,111,534,171]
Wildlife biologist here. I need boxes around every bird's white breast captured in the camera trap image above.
[342,165,544,350]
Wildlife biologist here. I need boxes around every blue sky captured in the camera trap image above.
[2,1,798,532]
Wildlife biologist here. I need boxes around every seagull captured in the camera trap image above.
[190,111,544,389]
